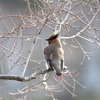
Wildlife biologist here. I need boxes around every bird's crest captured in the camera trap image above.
[46,30,59,41]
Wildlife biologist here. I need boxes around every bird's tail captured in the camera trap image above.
[56,71,62,77]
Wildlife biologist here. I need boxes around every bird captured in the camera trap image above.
[44,30,64,77]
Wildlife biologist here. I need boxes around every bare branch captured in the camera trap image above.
[0,68,51,82]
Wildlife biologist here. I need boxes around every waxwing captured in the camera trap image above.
[44,30,64,77]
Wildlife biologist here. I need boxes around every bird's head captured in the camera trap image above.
[46,30,59,44]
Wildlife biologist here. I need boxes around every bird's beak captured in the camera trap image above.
[45,39,49,41]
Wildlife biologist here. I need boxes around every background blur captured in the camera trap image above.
[0,0,100,100]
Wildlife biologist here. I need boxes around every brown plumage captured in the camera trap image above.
[44,30,64,77]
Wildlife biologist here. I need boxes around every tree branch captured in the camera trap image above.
[0,68,52,82]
